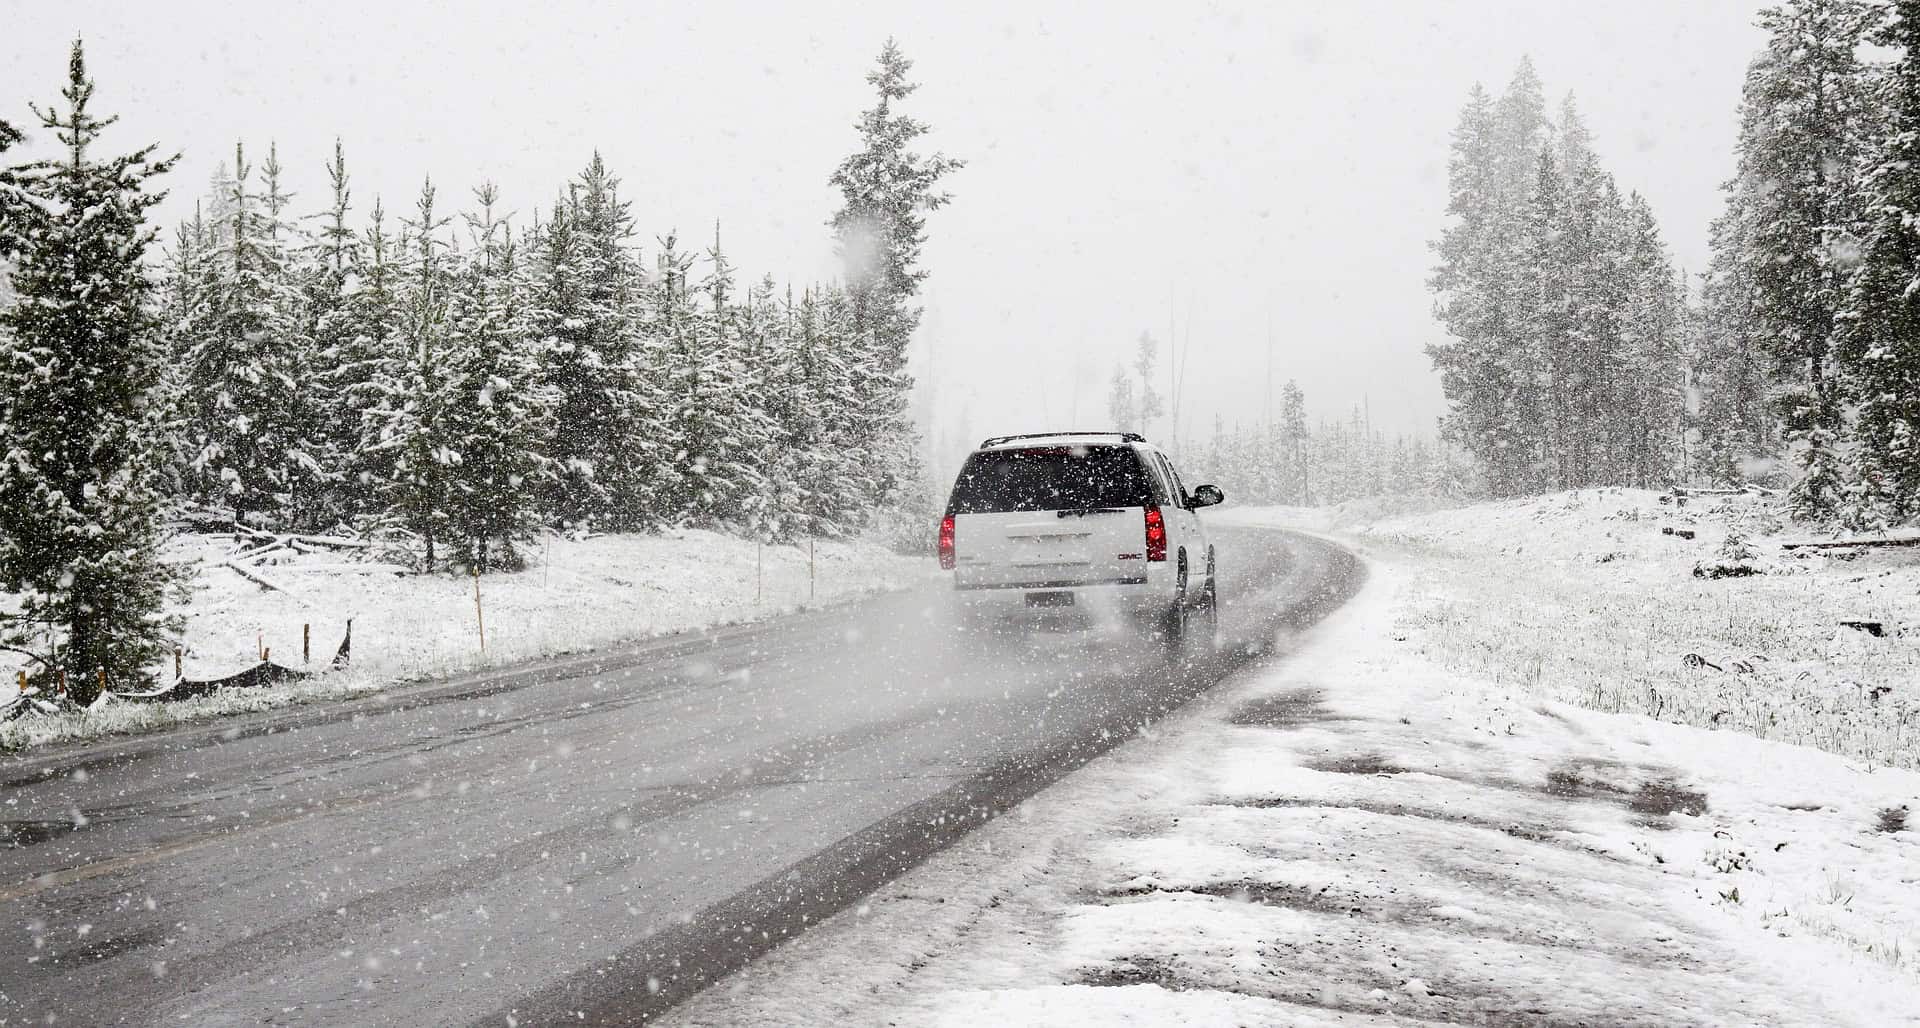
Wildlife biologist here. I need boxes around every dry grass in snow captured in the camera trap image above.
[1228,489,1920,770]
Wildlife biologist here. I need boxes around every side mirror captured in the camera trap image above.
[1190,484,1225,508]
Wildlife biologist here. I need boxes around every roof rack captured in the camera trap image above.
[978,431,1147,448]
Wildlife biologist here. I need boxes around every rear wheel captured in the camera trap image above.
[1195,550,1219,653]
[1162,553,1191,656]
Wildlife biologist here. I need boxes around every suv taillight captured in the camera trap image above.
[1144,505,1167,562]
[938,515,956,570]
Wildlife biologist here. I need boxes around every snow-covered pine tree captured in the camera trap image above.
[0,128,13,345]
[1616,197,1687,488]
[202,160,236,250]
[0,41,181,698]
[1133,333,1165,436]
[645,233,698,519]
[1735,0,1882,517]
[0,114,19,239]
[649,232,768,525]
[258,143,328,527]
[828,40,962,503]
[440,184,551,570]
[576,155,662,529]
[526,193,599,526]
[1695,179,1777,485]
[792,284,872,535]
[1428,65,1545,497]
[694,230,772,524]
[303,140,367,525]
[153,205,211,501]
[839,273,921,514]
[1839,0,1920,521]
[335,198,404,521]
[529,156,658,530]
[367,180,455,566]
[735,275,794,541]
[1548,97,1634,489]
[1513,146,1565,492]
[1106,366,1137,431]
[1280,380,1309,505]
[180,141,321,528]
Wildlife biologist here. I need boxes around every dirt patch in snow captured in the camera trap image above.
[1304,752,1409,776]
[1542,757,1709,820]
[1226,688,1345,729]
[1223,795,1567,845]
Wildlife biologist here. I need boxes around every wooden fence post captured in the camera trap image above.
[174,647,183,680]
[303,623,311,665]
[97,668,106,699]
[472,568,486,655]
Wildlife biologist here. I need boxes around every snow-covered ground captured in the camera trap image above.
[1296,488,1920,771]
[665,498,1920,1026]
[1,529,932,751]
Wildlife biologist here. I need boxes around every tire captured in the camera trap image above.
[1163,553,1191,656]
[1195,550,1219,654]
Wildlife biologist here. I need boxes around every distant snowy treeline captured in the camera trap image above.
[1196,420,1463,509]
[1185,390,1466,508]
[1436,3,1920,529]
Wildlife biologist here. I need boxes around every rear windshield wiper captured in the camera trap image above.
[1057,507,1126,518]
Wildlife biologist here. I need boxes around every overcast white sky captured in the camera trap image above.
[5,0,1770,470]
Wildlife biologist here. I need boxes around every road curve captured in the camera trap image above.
[0,526,1360,1026]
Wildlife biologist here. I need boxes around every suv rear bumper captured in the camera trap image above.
[950,568,1176,625]
[954,573,1148,591]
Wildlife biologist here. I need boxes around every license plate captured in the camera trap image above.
[1025,591,1074,608]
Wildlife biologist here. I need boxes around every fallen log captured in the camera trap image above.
[1779,535,1920,551]
[290,534,373,550]
[229,539,289,563]
[222,560,299,595]
[227,529,372,552]
[281,563,411,575]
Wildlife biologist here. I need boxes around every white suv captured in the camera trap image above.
[938,432,1224,646]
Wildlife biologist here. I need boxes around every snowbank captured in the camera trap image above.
[2,529,934,751]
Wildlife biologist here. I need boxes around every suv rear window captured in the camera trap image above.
[946,446,1153,514]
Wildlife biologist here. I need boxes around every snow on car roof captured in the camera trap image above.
[975,432,1153,452]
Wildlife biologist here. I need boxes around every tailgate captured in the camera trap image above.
[952,508,1147,589]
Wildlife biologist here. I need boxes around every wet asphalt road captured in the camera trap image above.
[0,526,1359,1026]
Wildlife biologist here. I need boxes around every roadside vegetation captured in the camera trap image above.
[0,39,960,704]
[1303,488,1920,770]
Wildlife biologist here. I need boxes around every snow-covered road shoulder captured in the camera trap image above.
[2,529,934,752]
[666,551,1920,1027]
